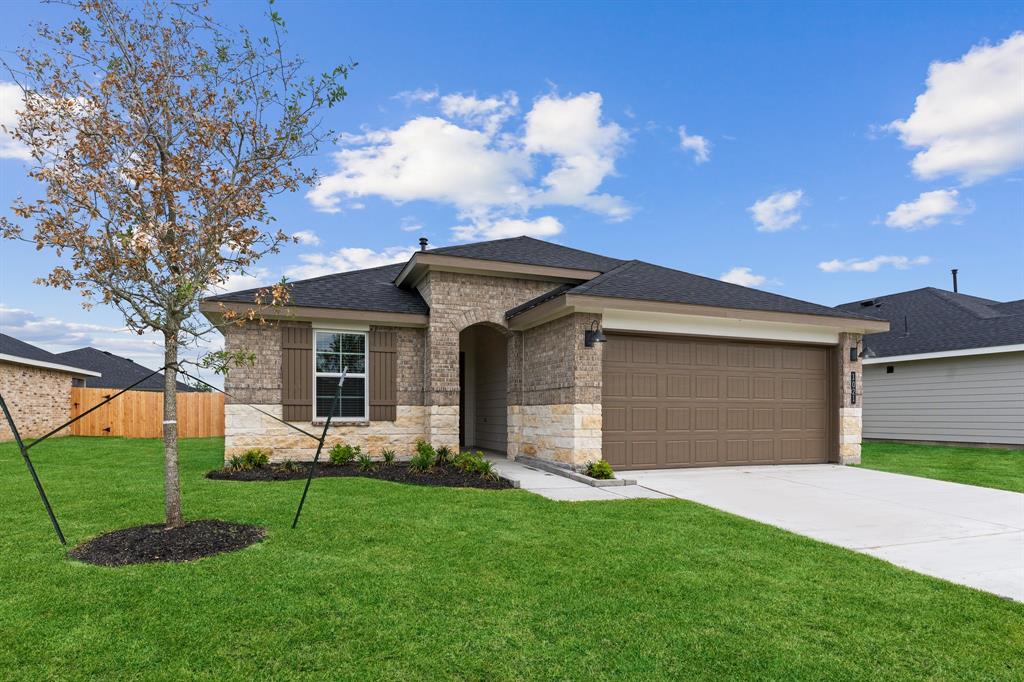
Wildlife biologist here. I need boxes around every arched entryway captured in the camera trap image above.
[458,323,508,454]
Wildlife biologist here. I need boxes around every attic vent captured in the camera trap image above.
[859,299,876,307]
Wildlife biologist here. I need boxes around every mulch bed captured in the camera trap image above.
[68,520,266,567]
[206,461,513,490]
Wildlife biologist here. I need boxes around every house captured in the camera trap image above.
[56,347,195,392]
[201,236,887,470]
[837,287,1024,447]
[0,333,100,440]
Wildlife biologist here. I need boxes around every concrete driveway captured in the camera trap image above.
[628,465,1024,602]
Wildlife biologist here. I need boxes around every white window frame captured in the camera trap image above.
[313,329,369,421]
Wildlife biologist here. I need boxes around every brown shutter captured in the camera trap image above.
[281,322,313,422]
[369,328,397,421]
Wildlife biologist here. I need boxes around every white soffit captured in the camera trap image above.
[863,343,1024,364]
[601,309,840,345]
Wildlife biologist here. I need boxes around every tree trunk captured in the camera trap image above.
[163,332,184,529]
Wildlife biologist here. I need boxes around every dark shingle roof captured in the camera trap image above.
[430,236,624,272]
[0,333,94,374]
[836,288,1024,357]
[205,263,429,315]
[56,347,194,391]
[563,260,879,321]
[204,236,878,323]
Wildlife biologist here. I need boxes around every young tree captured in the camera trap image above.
[1,0,351,528]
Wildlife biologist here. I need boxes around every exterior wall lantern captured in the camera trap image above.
[584,320,606,347]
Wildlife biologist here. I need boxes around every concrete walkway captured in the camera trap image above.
[628,464,1024,602]
[488,456,669,501]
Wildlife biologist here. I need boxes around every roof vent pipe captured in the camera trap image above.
[418,237,428,251]
[951,268,958,293]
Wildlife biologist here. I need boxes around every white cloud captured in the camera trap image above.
[284,246,416,280]
[888,33,1024,184]
[452,215,563,241]
[308,90,631,238]
[885,188,969,229]
[817,255,931,273]
[0,303,165,365]
[749,189,804,232]
[400,217,423,232]
[719,267,777,288]
[678,126,710,163]
[0,81,31,160]
[392,87,438,105]
[215,267,275,293]
[439,91,517,134]
[292,230,321,246]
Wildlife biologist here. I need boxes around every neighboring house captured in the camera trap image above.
[837,287,1024,447]
[56,347,195,392]
[202,236,886,470]
[0,333,100,440]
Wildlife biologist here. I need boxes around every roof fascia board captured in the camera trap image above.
[566,294,890,333]
[198,301,429,327]
[863,343,1024,364]
[506,294,575,330]
[601,309,841,345]
[394,252,601,289]
[0,353,102,377]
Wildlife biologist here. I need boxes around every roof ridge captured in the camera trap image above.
[205,261,408,302]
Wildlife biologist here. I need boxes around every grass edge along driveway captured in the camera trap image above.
[0,436,1022,680]
[859,441,1024,493]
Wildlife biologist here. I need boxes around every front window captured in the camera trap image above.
[314,330,367,420]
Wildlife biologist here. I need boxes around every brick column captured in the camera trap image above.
[424,320,460,451]
[836,331,863,465]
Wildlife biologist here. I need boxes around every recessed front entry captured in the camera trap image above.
[459,324,508,453]
[602,333,830,470]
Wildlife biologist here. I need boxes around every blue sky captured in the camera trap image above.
[1,0,1022,373]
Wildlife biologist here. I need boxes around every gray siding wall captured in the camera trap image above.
[863,351,1024,445]
[460,326,508,453]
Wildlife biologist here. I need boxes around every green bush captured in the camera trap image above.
[243,449,270,469]
[278,458,300,473]
[356,453,375,472]
[585,459,615,480]
[409,445,434,472]
[434,445,454,466]
[476,458,498,481]
[329,443,360,465]
[380,449,396,466]
[454,451,495,479]
[226,455,245,471]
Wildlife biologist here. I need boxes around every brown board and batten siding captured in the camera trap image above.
[369,328,397,421]
[281,322,313,421]
[602,333,831,470]
[280,322,400,422]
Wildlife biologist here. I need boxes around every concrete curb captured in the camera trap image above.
[515,456,636,487]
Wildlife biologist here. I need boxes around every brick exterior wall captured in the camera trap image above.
[223,321,282,405]
[836,331,864,465]
[391,326,425,406]
[415,271,558,450]
[0,362,73,440]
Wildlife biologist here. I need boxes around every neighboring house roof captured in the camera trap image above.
[203,235,879,324]
[0,333,100,376]
[836,287,1024,358]
[55,347,194,392]
[205,262,429,314]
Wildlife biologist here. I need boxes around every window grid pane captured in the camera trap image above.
[314,330,367,419]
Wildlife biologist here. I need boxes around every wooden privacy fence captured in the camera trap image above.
[70,388,224,438]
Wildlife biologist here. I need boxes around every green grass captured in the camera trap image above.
[860,441,1024,493]
[1,437,1022,680]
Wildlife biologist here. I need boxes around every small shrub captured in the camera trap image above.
[434,445,454,466]
[476,458,498,481]
[585,459,615,480]
[241,449,270,469]
[381,448,396,466]
[409,445,434,472]
[226,455,245,471]
[329,443,360,465]
[415,439,435,461]
[279,458,300,473]
[454,450,489,475]
[356,453,375,472]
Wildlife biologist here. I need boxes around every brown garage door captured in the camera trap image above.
[602,333,831,470]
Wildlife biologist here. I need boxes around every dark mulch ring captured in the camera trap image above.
[68,520,266,567]
[207,461,514,490]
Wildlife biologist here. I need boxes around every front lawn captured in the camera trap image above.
[860,441,1024,493]
[1,437,1022,680]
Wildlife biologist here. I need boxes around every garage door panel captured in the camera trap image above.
[603,333,830,470]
